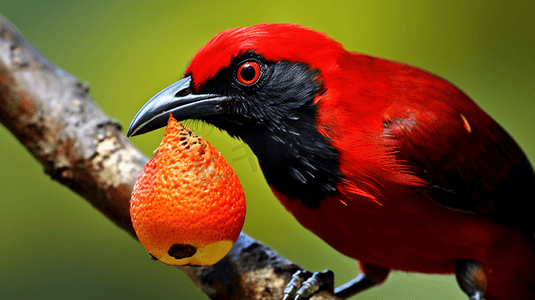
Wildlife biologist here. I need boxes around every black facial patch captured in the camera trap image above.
[194,51,341,208]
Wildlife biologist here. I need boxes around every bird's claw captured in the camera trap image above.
[283,270,311,300]
[283,269,334,300]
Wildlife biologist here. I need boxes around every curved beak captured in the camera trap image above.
[127,76,229,137]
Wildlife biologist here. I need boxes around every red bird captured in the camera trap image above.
[128,24,535,300]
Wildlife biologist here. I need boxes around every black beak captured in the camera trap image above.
[127,76,229,137]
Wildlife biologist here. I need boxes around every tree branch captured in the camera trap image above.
[0,14,339,300]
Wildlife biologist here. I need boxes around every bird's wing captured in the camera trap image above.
[381,76,535,230]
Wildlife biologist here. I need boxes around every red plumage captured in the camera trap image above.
[182,24,535,299]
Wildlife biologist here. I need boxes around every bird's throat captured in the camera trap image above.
[241,122,341,209]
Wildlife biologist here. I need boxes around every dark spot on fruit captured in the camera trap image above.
[168,243,197,259]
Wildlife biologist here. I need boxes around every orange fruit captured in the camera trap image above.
[130,114,246,266]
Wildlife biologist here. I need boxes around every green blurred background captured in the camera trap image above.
[1,1,534,299]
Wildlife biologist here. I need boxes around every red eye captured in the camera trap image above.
[236,61,261,85]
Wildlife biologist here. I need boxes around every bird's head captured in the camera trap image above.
[128,24,344,207]
[127,24,345,139]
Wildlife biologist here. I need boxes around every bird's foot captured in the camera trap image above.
[283,263,388,300]
[282,269,335,300]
